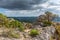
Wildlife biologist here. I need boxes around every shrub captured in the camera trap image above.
[0,13,24,31]
[2,31,20,38]
[25,23,32,29]
[8,32,20,38]
[55,25,60,40]
[29,29,39,37]
[37,11,57,23]
[50,36,54,40]
[55,25,60,35]
[18,23,24,31]
[43,21,52,27]
[8,20,24,31]
[9,20,18,28]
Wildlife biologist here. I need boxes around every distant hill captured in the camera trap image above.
[8,17,38,22]
[7,16,60,22]
[53,17,60,22]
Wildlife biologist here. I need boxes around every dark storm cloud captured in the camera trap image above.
[0,0,48,10]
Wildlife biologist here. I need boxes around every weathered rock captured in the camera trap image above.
[23,26,56,40]
[0,26,56,40]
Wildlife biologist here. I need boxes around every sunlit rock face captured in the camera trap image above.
[0,26,56,40]
[22,26,55,40]
[28,26,56,40]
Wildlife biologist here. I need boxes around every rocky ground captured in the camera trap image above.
[0,26,56,40]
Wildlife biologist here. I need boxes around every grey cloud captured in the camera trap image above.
[0,0,48,10]
[49,2,60,6]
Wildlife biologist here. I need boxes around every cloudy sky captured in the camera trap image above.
[0,0,60,17]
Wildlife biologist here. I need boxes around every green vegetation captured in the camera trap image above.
[43,21,52,27]
[18,23,24,31]
[0,12,58,39]
[50,36,54,40]
[37,11,57,27]
[2,30,20,38]
[8,31,20,38]
[0,13,24,31]
[45,11,57,22]
[55,25,60,40]
[29,29,39,37]
[9,20,24,31]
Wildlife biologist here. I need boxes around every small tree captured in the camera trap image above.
[37,11,57,27]
[38,11,57,22]
[45,11,57,22]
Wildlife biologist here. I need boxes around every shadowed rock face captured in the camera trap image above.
[18,26,55,40]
